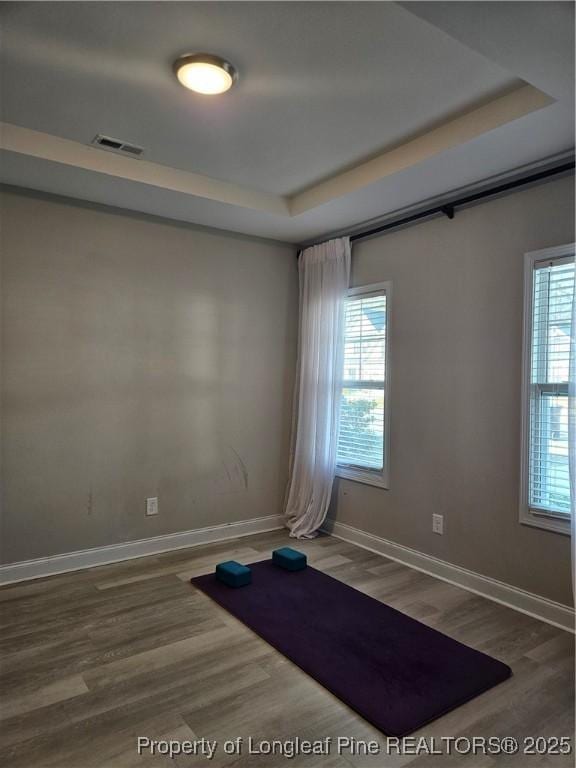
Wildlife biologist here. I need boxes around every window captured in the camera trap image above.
[337,282,391,488]
[521,244,574,534]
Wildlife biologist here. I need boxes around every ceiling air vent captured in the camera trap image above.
[92,134,144,158]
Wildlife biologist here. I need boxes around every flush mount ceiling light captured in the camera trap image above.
[173,53,238,95]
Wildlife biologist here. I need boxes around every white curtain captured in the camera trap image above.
[285,237,351,538]
[569,262,576,598]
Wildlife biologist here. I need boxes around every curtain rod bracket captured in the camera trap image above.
[309,159,574,248]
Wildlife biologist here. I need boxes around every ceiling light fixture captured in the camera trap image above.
[173,53,238,95]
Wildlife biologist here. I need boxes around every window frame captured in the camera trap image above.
[336,281,392,490]
[520,243,574,536]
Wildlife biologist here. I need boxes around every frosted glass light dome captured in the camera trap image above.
[174,54,237,95]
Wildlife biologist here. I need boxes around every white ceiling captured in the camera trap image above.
[0,1,520,194]
[0,1,573,243]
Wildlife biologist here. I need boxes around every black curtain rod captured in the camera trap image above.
[348,160,574,244]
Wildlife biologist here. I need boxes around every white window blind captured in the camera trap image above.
[528,257,574,517]
[337,288,388,476]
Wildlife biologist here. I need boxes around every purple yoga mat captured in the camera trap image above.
[192,560,511,735]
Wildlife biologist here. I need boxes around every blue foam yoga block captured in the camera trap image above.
[272,547,307,571]
[215,561,252,587]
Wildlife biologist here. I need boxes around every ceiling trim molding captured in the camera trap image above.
[298,150,575,248]
[288,83,554,215]
[0,122,289,216]
[0,82,554,221]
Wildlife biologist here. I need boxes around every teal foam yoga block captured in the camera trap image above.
[215,561,252,587]
[272,547,307,572]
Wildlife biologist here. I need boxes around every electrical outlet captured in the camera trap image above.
[432,513,444,535]
[146,497,159,516]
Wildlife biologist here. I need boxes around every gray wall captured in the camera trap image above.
[0,188,298,564]
[330,175,575,606]
[2,177,574,607]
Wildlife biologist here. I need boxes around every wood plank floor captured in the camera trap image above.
[0,530,573,767]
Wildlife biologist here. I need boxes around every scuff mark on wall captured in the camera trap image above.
[222,461,232,484]
[229,447,249,489]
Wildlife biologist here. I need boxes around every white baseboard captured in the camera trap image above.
[324,519,575,633]
[3,513,572,633]
[0,515,285,586]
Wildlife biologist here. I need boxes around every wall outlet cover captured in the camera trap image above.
[432,513,444,535]
[146,497,159,516]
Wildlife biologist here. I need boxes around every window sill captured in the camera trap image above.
[519,507,571,536]
[336,465,389,489]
